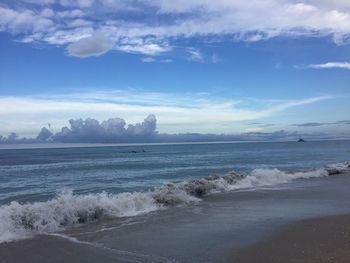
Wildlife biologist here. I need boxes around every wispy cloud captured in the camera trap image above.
[186,48,204,62]
[292,122,329,127]
[141,57,156,63]
[116,39,171,55]
[336,120,350,125]
[306,62,350,70]
[0,90,332,136]
[141,57,173,63]
[293,120,350,127]
[248,123,276,128]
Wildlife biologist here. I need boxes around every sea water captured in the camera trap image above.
[0,140,350,244]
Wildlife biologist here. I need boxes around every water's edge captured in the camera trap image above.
[1,161,349,244]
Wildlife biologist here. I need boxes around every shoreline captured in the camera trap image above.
[229,214,350,263]
[1,170,350,262]
[1,181,350,262]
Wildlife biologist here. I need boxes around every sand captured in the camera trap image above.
[3,214,350,263]
[0,235,123,263]
[229,214,350,263]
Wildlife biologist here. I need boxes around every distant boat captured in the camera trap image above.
[297,138,305,142]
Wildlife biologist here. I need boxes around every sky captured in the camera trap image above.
[0,0,350,140]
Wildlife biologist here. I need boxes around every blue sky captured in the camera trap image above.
[0,0,350,138]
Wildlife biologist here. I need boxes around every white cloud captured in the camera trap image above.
[116,38,171,55]
[67,18,93,27]
[20,0,55,4]
[66,33,114,57]
[141,57,173,63]
[141,57,156,63]
[0,91,331,136]
[306,62,350,70]
[43,27,94,45]
[244,127,264,133]
[40,8,55,17]
[117,43,168,55]
[59,0,95,8]
[149,1,350,40]
[186,48,204,62]
[2,1,350,57]
[0,6,54,33]
[57,9,85,18]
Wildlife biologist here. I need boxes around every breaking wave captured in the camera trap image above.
[0,161,349,243]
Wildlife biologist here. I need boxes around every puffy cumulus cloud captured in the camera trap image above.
[2,0,350,57]
[0,114,158,144]
[126,114,156,136]
[36,127,54,141]
[51,114,157,143]
[66,33,114,57]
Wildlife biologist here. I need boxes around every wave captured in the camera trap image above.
[0,161,349,243]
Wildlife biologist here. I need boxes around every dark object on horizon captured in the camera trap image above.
[124,149,146,154]
[298,138,306,142]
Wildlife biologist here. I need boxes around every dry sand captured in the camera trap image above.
[229,214,350,263]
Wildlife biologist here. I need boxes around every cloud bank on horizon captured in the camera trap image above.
[1,0,350,58]
[2,114,347,144]
[0,91,335,137]
[0,114,158,143]
[0,92,349,143]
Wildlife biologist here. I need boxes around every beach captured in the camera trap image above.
[1,173,350,263]
[2,214,350,263]
[230,214,350,263]
[1,142,350,262]
[2,0,350,261]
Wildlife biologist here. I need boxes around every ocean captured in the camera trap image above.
[1,140,350,262]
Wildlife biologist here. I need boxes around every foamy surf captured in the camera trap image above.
[0,161,349,243]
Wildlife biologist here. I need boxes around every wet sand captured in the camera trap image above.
[230,214,350,263]
[3,215,350,263]
[0,235,121,263]
[0,234,170,263]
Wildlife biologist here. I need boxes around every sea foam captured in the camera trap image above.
[0,161,349,243]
